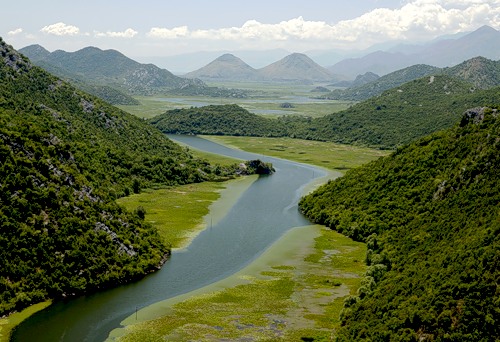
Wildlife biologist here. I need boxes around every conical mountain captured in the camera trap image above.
[258,53,337,82]
[184,53,258,81]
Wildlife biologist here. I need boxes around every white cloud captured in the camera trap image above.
[94,28,138,38]
[8,28,23,36]
[145,0,500,48]
[41,22,80,36]
[147,26,189,39]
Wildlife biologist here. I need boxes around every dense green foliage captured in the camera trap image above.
[150,104,290,136]
[308,75,500,148]
[299,106,500,341]
[151,77,500,149]
[0,38,249,315]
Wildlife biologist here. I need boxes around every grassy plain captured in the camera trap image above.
[117,82,352,119]
[116,176,256,249]
[203,135,388,172]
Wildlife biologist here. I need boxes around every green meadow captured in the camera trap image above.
[203,135,388,172]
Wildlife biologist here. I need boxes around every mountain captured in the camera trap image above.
[257,53,338,83]
[325,56,500,102]
[443,56,500,89]
[333,71,380,88]
[328,25,500,78]
[17,43,50,61]
[184,53,258,81]
[328,51,412,79]
[184,52,340,84]
[19,45,204,96]
[299,106,500,340]
[419,25,500,67]
[0,38,239,316]
[325,64,441,101]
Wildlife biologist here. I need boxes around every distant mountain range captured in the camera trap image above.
[18,25,500,92]
[327,25,500,78]
[323,56,500,101]
[19,45,204,98]
[185,53,341,83]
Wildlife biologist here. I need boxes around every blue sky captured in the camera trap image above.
[2,0,499,62]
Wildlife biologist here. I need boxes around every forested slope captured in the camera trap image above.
[299,106,500,341]
[0,38,235,315]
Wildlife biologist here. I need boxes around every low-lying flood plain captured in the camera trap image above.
[109,226,366,341]
[107,137,381,341]
[203,135,388,172]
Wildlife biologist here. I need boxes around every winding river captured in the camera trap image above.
[12,135,328,342]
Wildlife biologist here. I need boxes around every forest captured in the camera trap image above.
[299,106,500,341]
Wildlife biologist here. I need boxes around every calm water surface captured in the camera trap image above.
[12,135,325,342]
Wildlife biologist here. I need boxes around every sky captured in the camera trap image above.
[2,0,499,64]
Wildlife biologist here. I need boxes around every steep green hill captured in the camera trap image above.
[443,56,500,89]
[0,38,236,315]
[299,106,500,341]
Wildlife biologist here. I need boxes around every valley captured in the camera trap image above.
[1,20,500,342]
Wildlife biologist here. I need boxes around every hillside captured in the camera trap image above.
[19,45,204,96]
[0,38,241,315]
[153,76,500,149]
[298,106,500,340]
[184,53,258,81]
[150,104,289,136]
[324,57,500,102]
[443,56,500,89]
[309,75,500,148]
[325,64,441,101]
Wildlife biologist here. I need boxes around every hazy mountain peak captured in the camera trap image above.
[259,53,337,82]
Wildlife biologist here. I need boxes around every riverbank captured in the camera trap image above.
[3,177,256,342]
[117,176,258,250]
[0,301,52,342]
[108,225,366,341]
[104,136,377,341]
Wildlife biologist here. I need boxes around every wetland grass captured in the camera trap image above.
[0,301,52,342]
[203,135,388,172]
[111,228,366,341]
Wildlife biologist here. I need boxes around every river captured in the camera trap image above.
[12,135,327,342]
